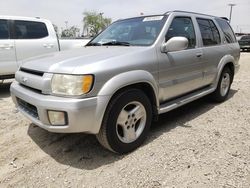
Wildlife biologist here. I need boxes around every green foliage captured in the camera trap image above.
[83,11,112,37]
[61,26,80,38]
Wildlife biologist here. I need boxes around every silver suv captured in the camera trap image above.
[11,11,240,154]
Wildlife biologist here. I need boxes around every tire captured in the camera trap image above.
[96,89,152,154]
[211,67,233,102]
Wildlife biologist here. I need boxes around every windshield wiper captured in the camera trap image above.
[101,41,130,46]
[86,42,102,46]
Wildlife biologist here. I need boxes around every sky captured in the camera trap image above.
[0,0,250,33]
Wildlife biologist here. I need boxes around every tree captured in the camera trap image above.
[83,11,112,37]
[61,26,80,38]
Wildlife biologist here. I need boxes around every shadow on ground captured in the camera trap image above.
[28,89,238,170]
[0,81,12,99]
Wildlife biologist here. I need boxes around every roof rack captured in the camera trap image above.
[165,10,216,18]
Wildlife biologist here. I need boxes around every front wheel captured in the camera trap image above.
[96,89,152,154]
[211,67,233,102]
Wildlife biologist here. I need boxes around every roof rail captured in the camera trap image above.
[164,10,216,18]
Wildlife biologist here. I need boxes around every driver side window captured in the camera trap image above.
[165,17,196,48]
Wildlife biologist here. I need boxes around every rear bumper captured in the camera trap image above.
[10,81,110,134]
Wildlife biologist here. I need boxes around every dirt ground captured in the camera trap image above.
[0,53,249,188]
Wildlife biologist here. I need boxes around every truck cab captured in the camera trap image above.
[0,16,90,80]
[0,16,59,79]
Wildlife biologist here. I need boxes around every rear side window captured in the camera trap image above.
[165,17,196,48]
[0,19,10,39]
[241,35,250,40]
[197,18,221,46]
[215,18,236,43]
[14,20,48,39]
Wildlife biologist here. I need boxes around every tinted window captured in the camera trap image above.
[0,19,10,39]
[14,20,48,39]
[241,35,250,40]
[166,17,196,48]
[197,18,221,46]
[215,18,236,43]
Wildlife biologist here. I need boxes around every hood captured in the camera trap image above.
[21,46,147,74]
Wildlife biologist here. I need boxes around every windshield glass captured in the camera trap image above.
[88,15,167,46]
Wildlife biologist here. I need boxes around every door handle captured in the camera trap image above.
[0,44,14,50]
[43,44,54,49]
[196,52,203,58]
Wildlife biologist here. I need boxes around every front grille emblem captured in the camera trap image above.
[21,77,28,83]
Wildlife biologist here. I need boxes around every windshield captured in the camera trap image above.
[87,15,167,46]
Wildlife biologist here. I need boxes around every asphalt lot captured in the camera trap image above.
[0,53,249,188]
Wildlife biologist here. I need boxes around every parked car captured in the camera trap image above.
[0,16,90,80]
[238,35,250,51]
[11,11,240,154]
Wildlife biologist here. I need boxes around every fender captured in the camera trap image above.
[98,70,158,102]
[92,70,159,133]
[213,54,236,88]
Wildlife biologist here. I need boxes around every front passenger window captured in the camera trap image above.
[165,17,196,48]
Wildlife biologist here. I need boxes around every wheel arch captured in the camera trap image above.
[214,55,236,88]
[98,70,159,107]
[95,70,159,133]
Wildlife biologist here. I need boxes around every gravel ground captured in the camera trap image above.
[0,53,249,188]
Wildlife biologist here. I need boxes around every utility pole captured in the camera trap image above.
[99,12,104,28]
[65,21,68,29]
[228,3,236,24]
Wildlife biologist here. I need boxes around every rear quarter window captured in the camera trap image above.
[215,18,236,43]
[14,20,48,39]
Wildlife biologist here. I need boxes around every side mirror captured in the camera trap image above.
[161,36,188,53]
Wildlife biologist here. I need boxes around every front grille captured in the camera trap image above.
[17,98,39,119]
[20,68,44,77]
[20,83,43,94]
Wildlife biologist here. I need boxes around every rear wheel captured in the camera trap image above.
[96,89,152,154]
[211,67,233,102]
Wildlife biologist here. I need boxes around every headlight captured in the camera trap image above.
[51,74,94,96]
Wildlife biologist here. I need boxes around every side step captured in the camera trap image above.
[158,86,215,114]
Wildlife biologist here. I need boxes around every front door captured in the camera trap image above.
[158,16,204,103]
[0,19,17,76]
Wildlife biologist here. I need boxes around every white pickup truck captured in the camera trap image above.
[0,16,90,80]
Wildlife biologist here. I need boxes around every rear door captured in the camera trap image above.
[196,18,224,85]
[13,20,58,65]
[0,19,17,76]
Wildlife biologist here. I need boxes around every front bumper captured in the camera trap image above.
[10,81,109,134]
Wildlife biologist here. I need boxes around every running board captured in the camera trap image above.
[158,86,215,114]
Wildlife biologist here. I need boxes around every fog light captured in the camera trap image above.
[48,111,67,126]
